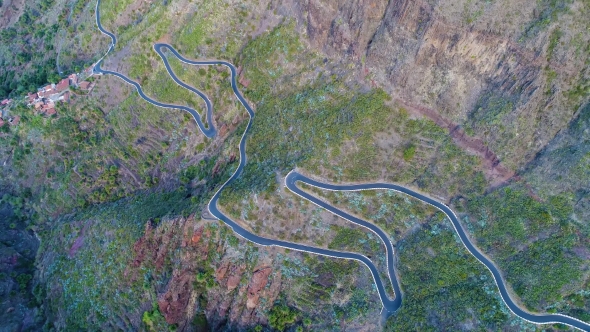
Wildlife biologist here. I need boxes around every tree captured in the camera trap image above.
[268,304,298,332]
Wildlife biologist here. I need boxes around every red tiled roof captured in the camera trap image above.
[43,101,55,109]
[56,78,69,92]
[28,92,38,103]
[46,108,56,116]
[79,81,91,90]
[0,118,4,127]
[0,99,11,105]
[38,89,57,99]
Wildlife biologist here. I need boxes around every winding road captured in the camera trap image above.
[93,1,590,330]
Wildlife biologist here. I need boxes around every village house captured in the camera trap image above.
[27,92,37,104]
[28,81,70,116]
[56,78,69,93]
[37,83,58,100]
[0,115,16,128]
[78,78,95,91]
[39,100,56,116]
[69,73,78,85]
[26,67,94,116]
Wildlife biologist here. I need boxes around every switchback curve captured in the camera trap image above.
[94,0,401,315]
[93,1,590,330]
[285,171,590,331]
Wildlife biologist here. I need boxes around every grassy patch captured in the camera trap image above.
[547,28,562,62]
[218,23,393,204]
[386,213,518,330]
[38,189,195,329]
[402,144,416,161]
[328,225,381,253]
[98,0,134,27]
[520,0,573,40]
[466,186,585,311]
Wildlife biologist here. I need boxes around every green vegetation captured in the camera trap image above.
[521,0,572,40]
[129,53,152,80]
[462,0,484,25]
[0,3,59,97]
[194,267,216,289]
[0,199,42,329]
[283,253,380,329]
[0,82,228,223]
[98,0,134,27]
[143,67,207,110]
[328,225,381,254]
[142,302,170,331]
[547,28,563,62]
[176,17,207,54]
[386,213,519,330]
[466,185,585,312]
[468,92,514,130]
[38,189,199,329]
[2,0,586,330]
[192,313,209,331]
[268,304,298,331]
[468,187,565,245]
[461,84,590,321]
[0,0,103,98]
[16,273,33,290]
[402,144,416,161]
[313,188,436,242]
[218,23,399,207]
[165,54,241,125]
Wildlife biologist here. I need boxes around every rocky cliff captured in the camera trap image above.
[127,217,283,331]
[295,0,589,177]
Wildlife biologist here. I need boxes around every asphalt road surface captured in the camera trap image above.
[94,1,590,329]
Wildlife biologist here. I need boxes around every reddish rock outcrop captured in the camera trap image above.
[238,75,251,88]
[216,261,230,281]
[246,266,272,309]
[216,262,245,291]
[188,227,204,246]
[132,222,153,267]
[125,217,282,329]
[158,271,194,324]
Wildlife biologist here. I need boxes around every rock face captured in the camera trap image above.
[246,266,273,309]
[294,0,588,175]
[303,0,388,59]
[158,272,195,324]
[128,217,283,330]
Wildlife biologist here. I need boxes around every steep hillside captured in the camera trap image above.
[463,102,590,323]
[0,198,42,331]
[0,0,107,98]
[300,0,590,173]
[0,0,588,331]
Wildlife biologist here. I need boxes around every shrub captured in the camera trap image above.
[268,304,298,331]
[403,144,416,161]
